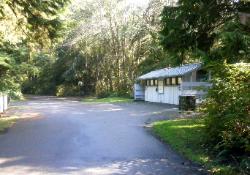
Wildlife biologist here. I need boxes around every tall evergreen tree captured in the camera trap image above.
[159,0,250,64]
[0,0,70,43]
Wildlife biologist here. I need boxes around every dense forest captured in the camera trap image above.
[0,0,249,98]
[0,1,249,173]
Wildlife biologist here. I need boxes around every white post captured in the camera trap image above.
[3,94,8,111]
[208,70,212,81]
[0,93,3,113]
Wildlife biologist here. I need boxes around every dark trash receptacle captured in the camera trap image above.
[179,95,196,111]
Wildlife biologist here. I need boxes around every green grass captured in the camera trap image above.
[0,116,17,133]
[152,118,238,175]
[82,97,133,103]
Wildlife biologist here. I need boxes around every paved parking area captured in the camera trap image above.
[0,96,205,175]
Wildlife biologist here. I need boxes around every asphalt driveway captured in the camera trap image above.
[0,96,206,175]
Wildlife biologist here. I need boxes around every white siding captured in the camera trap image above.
[145,86,158,102]
[145,85,181,105]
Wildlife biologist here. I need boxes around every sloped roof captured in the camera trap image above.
[137,63,202,80]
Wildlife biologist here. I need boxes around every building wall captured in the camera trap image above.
[145,85,181,105]
[142,69,209,105]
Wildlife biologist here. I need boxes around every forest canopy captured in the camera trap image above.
[0,0,69,97]
[160,0,250,64]
[22,0,171,97]
[0,0,249,98]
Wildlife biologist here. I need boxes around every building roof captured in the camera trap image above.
[137,63,202,80]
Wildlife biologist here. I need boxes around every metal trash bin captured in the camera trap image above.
[179,95,196,111]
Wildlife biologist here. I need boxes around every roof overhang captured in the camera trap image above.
[137,63,202,80]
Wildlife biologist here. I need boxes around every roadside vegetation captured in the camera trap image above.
[82,97,133,103]
[0,0,249,99]
[151,0,249,174]
[0,116,17,133]
[153,118,239,175]
[153,64,250,175]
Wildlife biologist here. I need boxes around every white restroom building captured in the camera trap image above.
[134,63,211,105]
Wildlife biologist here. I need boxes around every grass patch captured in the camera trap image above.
[0,116,17,133]
[82,97,133,103]
[152,118,238,175]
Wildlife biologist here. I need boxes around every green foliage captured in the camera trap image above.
[153,118,239,175]
[0,44,28,99]
[0,0,70,44]
[137,45,176,74]
[161,0,237,50]
[96,90,131,99]
[96,91,111,99]
[56,84,81,97]
[153,118,206,163]
[21,53,56,95]
[0,52,12,74]
[0,116,17,133]
[0,0,70,99]
[50,0,167,97]
[160,0,250,64]
[208,21,250,64]
[201,63,250,173]
[159,2,250,172]
[52,46,96,96]
[82,96,133,103]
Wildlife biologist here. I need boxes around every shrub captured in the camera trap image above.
[56,85,81,97]
[96,90,132,99]
[116,89,132,98]
[202,63,250,168]
[96,91,111,98]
